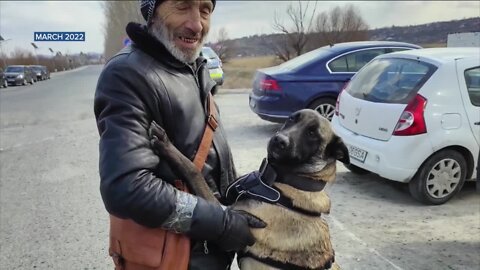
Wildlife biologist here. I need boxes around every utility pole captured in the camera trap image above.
[0,35,11,69]
[31,42,39,64]
[49,48,56,72]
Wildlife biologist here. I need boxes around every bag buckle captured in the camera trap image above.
[207,114,218,130]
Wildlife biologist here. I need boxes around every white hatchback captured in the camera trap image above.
[332,48,479,205]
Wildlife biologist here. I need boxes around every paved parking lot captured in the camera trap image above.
[0,66,478,269]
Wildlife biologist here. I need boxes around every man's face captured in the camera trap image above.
[150,0,213,63]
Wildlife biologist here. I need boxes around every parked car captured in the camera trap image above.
[4,65,36,86]
[0,68,7,88]
[42,66,51,79]
[201,46,224,95]
[249,41,421,123]
[331,48,480,205]
[30,65,49,81]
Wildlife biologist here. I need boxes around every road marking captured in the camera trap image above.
[330,216,404,270]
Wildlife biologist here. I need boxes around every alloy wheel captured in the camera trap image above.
[314,104,336,121]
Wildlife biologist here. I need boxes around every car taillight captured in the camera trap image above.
[260,78,281,91]
[335,82,349,116]
[393,94,427,136]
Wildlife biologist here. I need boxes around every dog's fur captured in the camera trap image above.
[149,109,349,270]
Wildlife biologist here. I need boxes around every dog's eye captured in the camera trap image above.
[308,127,317,137]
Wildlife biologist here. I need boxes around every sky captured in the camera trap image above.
[0,1,479,56]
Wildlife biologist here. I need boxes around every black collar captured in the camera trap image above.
[125,22,207,71]
[260,159,328,192]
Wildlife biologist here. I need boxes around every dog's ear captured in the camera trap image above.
[325,135,350,164]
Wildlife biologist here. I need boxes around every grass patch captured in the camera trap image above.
[221,56,282,89]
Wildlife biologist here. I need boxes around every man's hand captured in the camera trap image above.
[214,208,266,252]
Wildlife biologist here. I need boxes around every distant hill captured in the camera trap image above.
[209,17,479,58]
[369,17,479,46]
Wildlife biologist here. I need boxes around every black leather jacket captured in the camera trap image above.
[94,23,236,234]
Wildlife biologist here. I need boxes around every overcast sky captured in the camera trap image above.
[0,1,479,56]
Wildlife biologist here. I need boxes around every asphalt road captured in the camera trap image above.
[0,65,478,270]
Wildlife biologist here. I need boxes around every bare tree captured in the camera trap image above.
[313,4,369,46]
[267,0,318,61]
[212,27,234,63]
[102,1,144,60]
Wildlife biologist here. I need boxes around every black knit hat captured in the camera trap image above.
[140,0,216,22]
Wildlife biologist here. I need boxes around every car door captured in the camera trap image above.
[456,58,480,146]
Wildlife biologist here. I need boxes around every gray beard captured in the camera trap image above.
[148,20,205,64]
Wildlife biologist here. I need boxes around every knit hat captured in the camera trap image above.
[140,0,216,22]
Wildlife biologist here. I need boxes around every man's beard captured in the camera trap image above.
[149,19,206,64]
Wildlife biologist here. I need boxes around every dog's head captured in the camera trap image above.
[267,109,349,168]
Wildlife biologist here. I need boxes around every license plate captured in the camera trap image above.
[348,145,368,163]
[7,79,14,82]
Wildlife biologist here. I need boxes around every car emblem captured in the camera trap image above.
[355,107,362,116]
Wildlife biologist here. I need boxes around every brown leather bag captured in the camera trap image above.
[108,94,218,270]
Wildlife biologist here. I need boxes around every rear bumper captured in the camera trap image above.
[208,68,224,85]
[248,91,295,123]
[332,116,434,182]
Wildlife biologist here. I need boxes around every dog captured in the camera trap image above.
[149,109,349,270]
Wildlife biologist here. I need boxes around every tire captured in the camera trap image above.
[23,79,28,86]
[308,98,336,121]
[408,150,467,205]
[345,163,370,175]
[211,85,219,96]
[30,78,35,84]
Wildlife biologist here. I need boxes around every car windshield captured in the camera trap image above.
[347,58,437,104]
[6,66,24,72]
[279,47,333,71]
[202,47,218,59]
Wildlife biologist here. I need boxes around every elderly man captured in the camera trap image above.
[94,1,264,269]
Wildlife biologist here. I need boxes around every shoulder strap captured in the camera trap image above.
[175,94,218,191]
[193,93,218,170]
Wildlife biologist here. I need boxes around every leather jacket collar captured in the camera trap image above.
[126,22,207,71]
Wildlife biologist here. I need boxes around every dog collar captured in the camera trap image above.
[261,159,328,192]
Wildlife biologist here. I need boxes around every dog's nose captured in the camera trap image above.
[272,133,289,150]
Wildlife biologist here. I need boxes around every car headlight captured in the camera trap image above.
[17,74,24,79]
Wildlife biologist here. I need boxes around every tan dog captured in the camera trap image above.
[149,109,349,270]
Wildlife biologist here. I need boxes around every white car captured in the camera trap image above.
[332,48,479,205]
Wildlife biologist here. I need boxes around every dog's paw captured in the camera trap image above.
[149,121,170,154]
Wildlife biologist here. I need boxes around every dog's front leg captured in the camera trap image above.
[149,121,219,203]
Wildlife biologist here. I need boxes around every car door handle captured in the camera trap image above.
[475,122,480,126]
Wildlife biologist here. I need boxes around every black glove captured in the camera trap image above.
[214,208,266,252]
[187,198,266,252]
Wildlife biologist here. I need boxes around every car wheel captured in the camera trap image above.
[408,150,466,205]
[23,79,28,86]
[345,164,370,175]
[308,98,336,121]
[211,85,219,96]
[30,78,35,84]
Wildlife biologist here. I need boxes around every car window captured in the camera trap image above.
[280,47,332,71]
[346,58,437,104]
[329,49,386,72]
[6,66,24,72]
[201,47,218,59]
[464,67,480,107]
